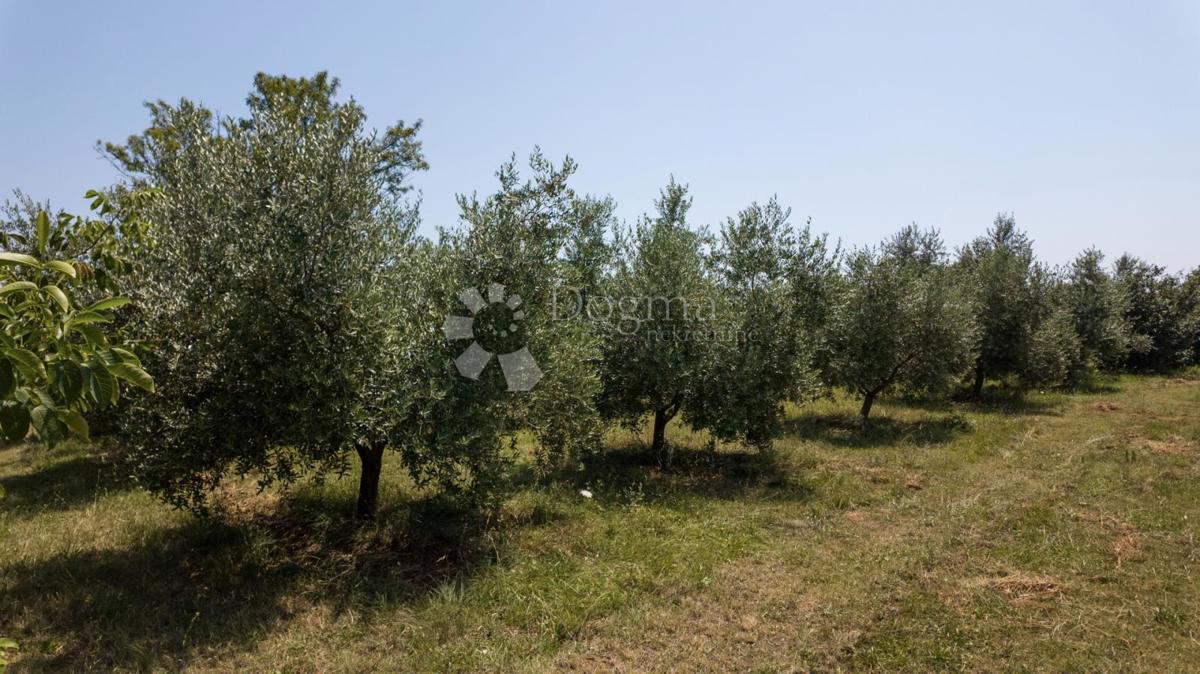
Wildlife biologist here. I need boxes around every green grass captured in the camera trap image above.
[3,375,1200,672]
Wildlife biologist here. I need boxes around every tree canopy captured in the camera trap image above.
[105,72,428,517]
[826,226,975,420]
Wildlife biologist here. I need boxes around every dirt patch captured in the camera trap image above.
[1093,402,1121,412]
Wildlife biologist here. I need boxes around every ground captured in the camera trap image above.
[2,374,1199,672]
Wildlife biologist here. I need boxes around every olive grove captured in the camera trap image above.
[3,70,1198,522]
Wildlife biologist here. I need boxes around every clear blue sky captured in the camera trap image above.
[2,1,1198,270]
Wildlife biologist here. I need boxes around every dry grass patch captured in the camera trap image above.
[1141,435,1197,455]
[973,572,1066,604]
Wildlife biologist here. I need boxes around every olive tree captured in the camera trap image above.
[1182,267,1200,364]
[1063,248,1131,375]
[105,72,428,518]
[826,226,975,420]
[956,214,1038,397]
[690,198,835,448]
[404,152,605,501]
[596,180,720,463]
[1019,264,1084,388]
[1113,254,1198,372]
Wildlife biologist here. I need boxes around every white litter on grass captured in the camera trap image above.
[579,489,593,499]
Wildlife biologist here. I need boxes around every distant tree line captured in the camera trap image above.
[4,72,1198,519]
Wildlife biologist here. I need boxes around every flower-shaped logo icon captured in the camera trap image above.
[442,282,543,391]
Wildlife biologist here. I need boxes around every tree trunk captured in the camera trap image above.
[972,359,986,399]
[652,409,670,466]
[860,390,878,422]
[355,440,386,520]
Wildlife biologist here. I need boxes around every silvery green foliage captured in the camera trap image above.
[596,180,719,461]
[1064,248,1132,374]
[1113,254,1198,372]
[1183,268,1200,364]
[826,226,976,419]
[564,194,617,300]
[956,214,1039,395]
[690,198,834,448]
[1010,263,1079,388]
[1023,303,1082,389]
[403,152,605,502]
[106,73,428,513]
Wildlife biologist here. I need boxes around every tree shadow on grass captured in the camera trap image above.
[534,440,815,506]
[894,389,1067,418]
[0,491,497,672]
[0,448,133,514]
[780,411,970,449]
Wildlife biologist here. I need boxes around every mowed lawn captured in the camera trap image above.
[2,375,1199,672]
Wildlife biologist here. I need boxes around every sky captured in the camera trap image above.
[2,0,1198,271]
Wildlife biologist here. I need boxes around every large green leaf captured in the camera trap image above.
[86,297,132,312]
[30,404,67,447]
[45,260,78,279]
[109,347,143,368]
[106,361,155,392]
[83,363,116,407]
[52,360,84,405]
[32,387,56,408]
[71,323,107,347]
[0,252,39,268]
[67,311,113,326]
[0,281,38,297]
[2,348,45,382]
[35,210,50,253]
[57,408,89,442]
[43,285,70,312]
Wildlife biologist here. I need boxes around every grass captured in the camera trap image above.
[2,374,1200,672]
